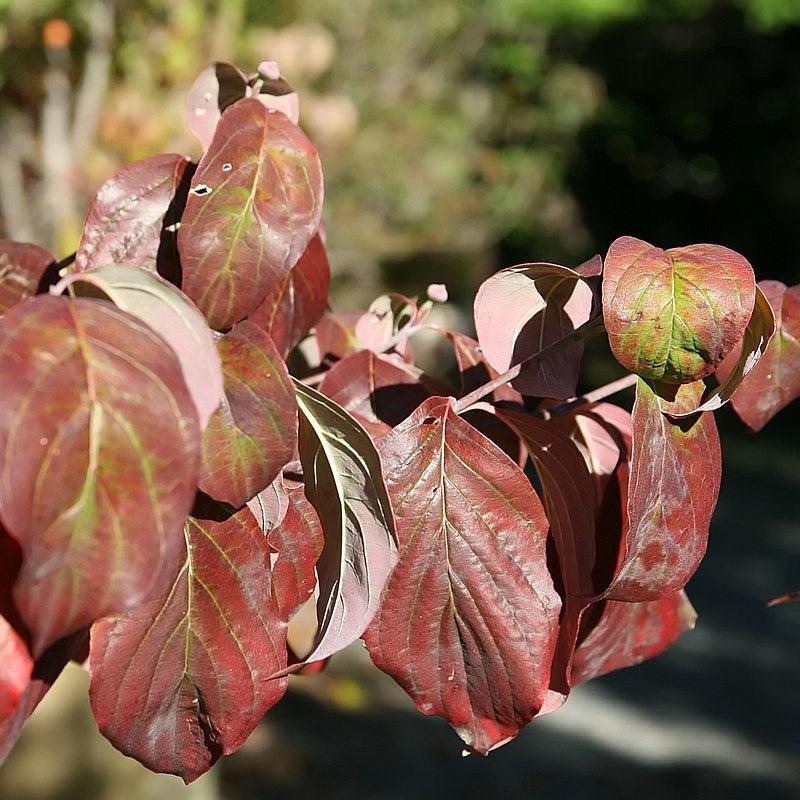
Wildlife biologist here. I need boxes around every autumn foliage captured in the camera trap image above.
[0,60,797,782]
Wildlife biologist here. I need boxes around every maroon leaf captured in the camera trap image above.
[178,98,324,330]
[364,397,561,753]
[293,382,397,666]
[313,310,362,361]
[602,236,756,385]
[269,486,324,621]
[768,590,800,607]
[90,504,288,783]
[605,380,721,602]
[493,408,600,697]
[473,263,594,399]
[717,280,800,431]
[0,295,200,654]
[248,232,330,357]
[319,349,430,436]
[571,591,697,685]
[0,632,84,764]
[55,264,223,430]
[0,241,54,315]
[75,154,194,275]
[199,321,296,507]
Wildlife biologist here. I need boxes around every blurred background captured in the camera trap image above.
[0,0,799,798]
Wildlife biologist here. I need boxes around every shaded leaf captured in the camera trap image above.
[246,473,289,535]
[75,154,194,276]
[269,486,324,621]
[248,232,330,357]
[605,380,721,602]
[0,295,200,654]
[313,310,362,361]
[0,241,55,315]
[90,503,287,783]
[446,331,520,404]
[602,236,756,385]
[364,397,561,754]
[717,280,800,431]
[319,349,430,436]
[474,263,594,399]
[178,98,324,330]
[292,381,397,665]
[56,264,223,430]
[572,591,696,685]
[494,408,600,692]
[199,321,296,507]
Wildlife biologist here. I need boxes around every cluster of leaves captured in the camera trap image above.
[0,59,798,783]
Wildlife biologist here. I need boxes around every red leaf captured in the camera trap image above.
[248,232,330,358]
[269,486,324,621]
[319,349,430,436]
[717,280,800,431]
[55,264,224,431]
[199,321,296,507]
[364,397,561,753]
[493,408,600,697]
[246,473,289,534]
[178,99,324,330]
[571,591,697,685]
[89,504,288,783]
[602,236,756,384]
[0,241,54,315]
[313,310,362,360]
[0,615,30,721]
[474,263,594,399]
[605,380,721,602]
[0,632,84,764]
[0,295,200,654]
[75,154,194,275]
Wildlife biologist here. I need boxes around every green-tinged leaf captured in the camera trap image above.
[90,503,287,783]
[602,236,756,385]
[0,295,200,655]
[199,321,296,507]
[178,98,323,330]
[291,380,397,665]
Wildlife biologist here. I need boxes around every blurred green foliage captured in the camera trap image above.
[0,0,799,304]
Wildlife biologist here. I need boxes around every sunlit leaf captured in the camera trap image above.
[199,321,296,507]
[0,241,54,315]
[178,98,324,330]
[248,232,330,357]
[292,381,397,665]
[474,263,594,398]
[75,154,195,277]
[605,380,721,602]
[364,397,561,753]
[0,295,200,654]
[717,280,800,431]
[184,62,300,152]
[90,503,287,783]
[602,236,756,385]
[571,591,697,685]
[56,264,223,430]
